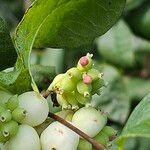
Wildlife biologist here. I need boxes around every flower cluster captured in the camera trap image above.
[48,53,104,109]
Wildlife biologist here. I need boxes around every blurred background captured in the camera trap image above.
[0,0,150,149]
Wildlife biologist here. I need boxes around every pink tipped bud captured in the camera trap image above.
[83,75,92,84]
[79,56,89,66]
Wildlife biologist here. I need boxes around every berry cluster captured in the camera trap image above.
[0,54,116,150]
[48,53,104,109]
[0,95,22,143]
[0,91,49,148]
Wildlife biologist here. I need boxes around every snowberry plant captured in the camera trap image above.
[1,0,149,150]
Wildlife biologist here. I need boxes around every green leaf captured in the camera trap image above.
[0,57,32,94]
[15,0,125,67]
[0,17,17,71]
[96,20,135,67]
[116,94,150,148]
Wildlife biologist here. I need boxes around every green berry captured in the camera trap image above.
[64,93,79,110]
[66,67,82,81]
[0,129,9,143]
[87,69,100,81]
[94,130,109,147]
[12,107,27,123]
[0,110,12,123]
[75,92,91,105]
[1,121,18,140]
[6,95,19,111]
[77,139,92,150]
[65,111,74,121]
[0,105,5,114]
[60,75,76,93]
[48,74,65,91]
[102,126,117,137]
[77,81,92,97]
[56,94,70,109]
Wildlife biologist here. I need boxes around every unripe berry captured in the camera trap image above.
[0,110,12,123]
[65,111,74,121]
[83,75,92,84]
[77,81,92,97]
[56,94,70,109]
[0,105,5,114]
[66,67,82,81]
[77,53,93,71]
[8,125,41,150]
[18,91,49,127]
[12,107,27,123]
[102,126,117,137]
[77,139,92,150]
[93,126,116,147]
[72,107,107,137]
[40,121,79,150]
[75,92,91,105]
[64,93,79,110]
[0,130,9,143]
[1,121,18,140]
[48,74,65,91]
[6,95,19,111]
[94,130,108,147]
[87,69,101,81]
[59,75,76,93]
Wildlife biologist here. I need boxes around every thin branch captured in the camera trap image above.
[41,90,51,98]
[49,112,107,150]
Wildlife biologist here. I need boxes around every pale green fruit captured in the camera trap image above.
[75,92,91,105]
[60,75,76,93]
[48,74,65,91]
[0,105,5,114]
[18,91,49,127]
[6,95,19,111]
[72,107,107,137]
[41,121,79,150]
[8,125,41,150]
[66,67,82,81]
[0,110,12,123]
[77,139,92,150]
[1,120,18,139]
[56,94,69,109]
[12,107,27,123]
[77,81,92,97]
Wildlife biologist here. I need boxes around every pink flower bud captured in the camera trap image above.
[79,56,89,66]
[83,75,92,84]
